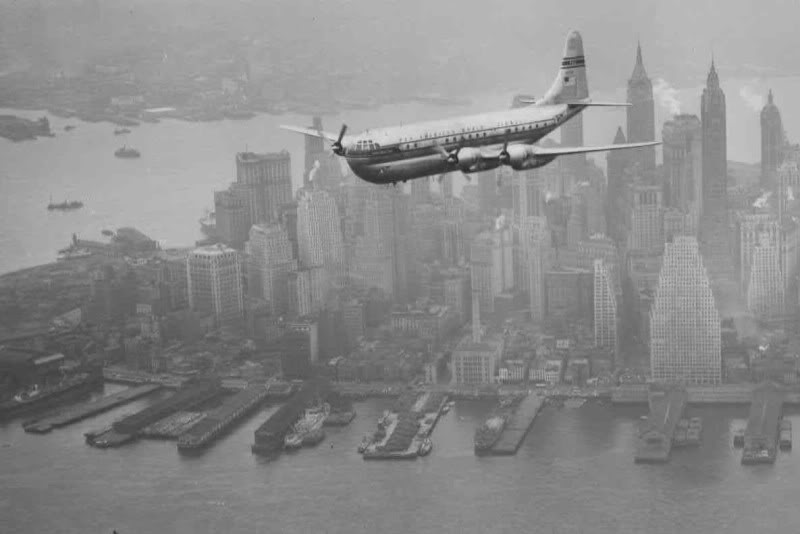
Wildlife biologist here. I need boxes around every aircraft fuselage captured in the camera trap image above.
[343,104,583,184]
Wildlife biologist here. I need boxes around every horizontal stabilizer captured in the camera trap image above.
[532,141,660,157]
[280,125,339,142]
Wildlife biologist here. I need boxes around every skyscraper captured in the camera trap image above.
[235,151,292,224]
[701,60,728,219]
[761,90,784,190]
[650,236,721,384]
[187,244,244,325]
[593,259,618,351]
[736,213,779,295]
[246,224,297,316]
[470,224,514,315]
[699,59,731,282]
[746,232,784,321]
[606,127,631,245]
[626,42,656,174]
[296,189,345,285]
[523,216,551,323]
[560,113,585,178]
[662,114,702,218]
[628,184,663,253]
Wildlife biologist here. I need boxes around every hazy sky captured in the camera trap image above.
[1,0,798,93]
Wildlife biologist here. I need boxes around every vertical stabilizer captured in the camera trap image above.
[541,30,589,105]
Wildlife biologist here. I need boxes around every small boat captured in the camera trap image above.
[284,433,302,450]
[418,438,433,457]
[441,404,450,414]
[115,146,140,158]
[64,125,76,131]
[357,435,371,453]
[113,128,131,135]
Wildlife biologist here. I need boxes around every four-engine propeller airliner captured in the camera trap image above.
[281,31,660,185]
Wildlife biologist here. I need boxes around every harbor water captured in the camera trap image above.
[3,383,800,533]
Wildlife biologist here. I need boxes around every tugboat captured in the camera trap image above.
[114,145,141,158]
[357,435,372,453]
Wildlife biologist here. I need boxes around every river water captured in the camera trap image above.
[2,76,799,275]
[1,383,800,534]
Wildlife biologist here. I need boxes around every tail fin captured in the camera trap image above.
[540,30,589,105]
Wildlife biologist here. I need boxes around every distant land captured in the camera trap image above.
[0,114,52,141]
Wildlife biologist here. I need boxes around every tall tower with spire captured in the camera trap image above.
[699,58,732,282]
[701,58,727,219]
[626,42,656,174]
[761,89,784,190]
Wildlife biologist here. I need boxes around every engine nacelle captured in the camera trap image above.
[456,147,482,170]
[503,145,556,171]
[504,145,532,169]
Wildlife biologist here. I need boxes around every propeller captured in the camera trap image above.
[498,139,510,166]
[433,140,461,165]
[331,124,347,156]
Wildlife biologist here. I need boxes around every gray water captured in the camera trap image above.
[2,76,799,275]
[1,383,800,534]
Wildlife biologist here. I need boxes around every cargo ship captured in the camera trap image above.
[0,372,103,421]
[252,380,329,455]
[47,199,83,211]
[474,414,507,454]
[114,146,140,158]
[284,403,330,449]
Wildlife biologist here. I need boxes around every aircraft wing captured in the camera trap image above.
[531,141,660,156]
[563,98,631,107]
[279,125,340,142]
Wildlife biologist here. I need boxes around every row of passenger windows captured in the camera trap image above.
[396,120,557,150]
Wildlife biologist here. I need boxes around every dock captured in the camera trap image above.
[634,387,688,464]
[742,386,783,465]
[489,394,545,455]
[23,384,161,434]
[361,391,449,460]
[139,411,206,439]
[251,380,325,455]
[178,385,270,451]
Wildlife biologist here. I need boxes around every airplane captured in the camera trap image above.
[281,30,660,186]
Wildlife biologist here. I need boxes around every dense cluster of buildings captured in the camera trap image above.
[10,41,800,392]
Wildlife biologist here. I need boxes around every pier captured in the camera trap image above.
[490,394,545,455]
[251,380,325,455]
[634,387,688,464]
[139,412,206,439]
[362,391,449,460]
[742,386,783,465]
[178,385,270,451]
[24,384,161,434]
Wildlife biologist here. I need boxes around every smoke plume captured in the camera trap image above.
[308,160,321,182]
[652,78,681,116]
[739,83,764,112]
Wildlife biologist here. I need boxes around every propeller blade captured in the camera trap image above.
[331,124,348,155]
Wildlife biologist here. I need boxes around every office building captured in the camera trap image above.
[650,236,721,384]
[187,244,244,325]
[662,114,702,218]
[235,151,292,224]
[593,259,617,351]
[747,232,784,320]
[297,188,345,284]
[246,224,297,316]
